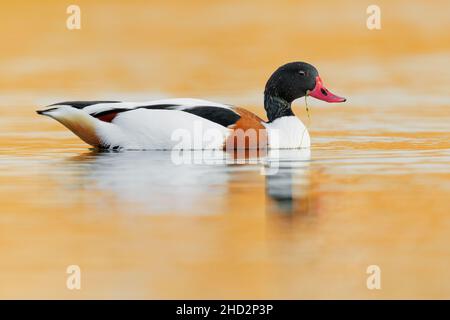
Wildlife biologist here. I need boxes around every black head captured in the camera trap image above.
[264,62,318,103]
[264,61,346,122]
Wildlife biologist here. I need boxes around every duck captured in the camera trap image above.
[37,61,345,150]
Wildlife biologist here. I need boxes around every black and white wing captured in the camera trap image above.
[48,98,242,128]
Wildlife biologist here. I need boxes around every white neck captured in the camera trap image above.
[263,116,310,149]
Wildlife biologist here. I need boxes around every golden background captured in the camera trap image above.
[0,0,449,299]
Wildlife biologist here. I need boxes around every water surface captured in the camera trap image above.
[0,0,449,299]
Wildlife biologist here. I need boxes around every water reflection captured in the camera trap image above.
[264,149,311,215]
[65,149,312,215]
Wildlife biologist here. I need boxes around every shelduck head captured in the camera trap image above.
[264,61,346,121]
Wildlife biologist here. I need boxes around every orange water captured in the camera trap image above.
[0,0,449,299]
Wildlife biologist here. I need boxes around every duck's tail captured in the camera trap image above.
[37,105,101,147]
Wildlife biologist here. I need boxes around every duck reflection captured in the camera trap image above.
[65,148,312,215]
[263,149,312,215]
[67,150,233,214]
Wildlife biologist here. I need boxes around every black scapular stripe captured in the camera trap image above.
[92,104,179,118]
[135,104,241,127]
[50,101,122,109]
[183,106,241,127]
[78,103,240,128]
[139,104,179,110]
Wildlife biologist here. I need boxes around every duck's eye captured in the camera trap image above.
[298,70,306,76]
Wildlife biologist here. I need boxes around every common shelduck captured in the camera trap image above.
[37,62,346,150]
